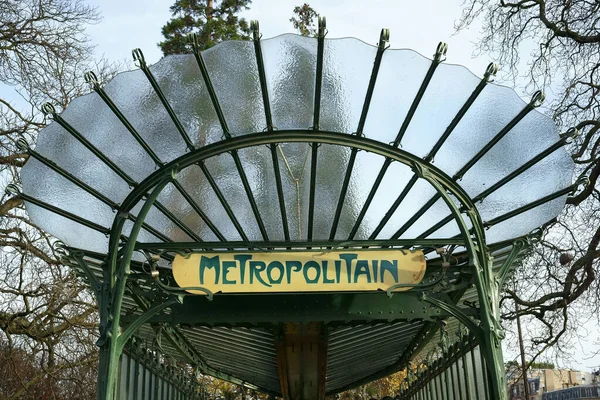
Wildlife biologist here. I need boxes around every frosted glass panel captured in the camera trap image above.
[434,83,526,176]
[21,158,115,228]
[149,54,223,146]
[21,34,574,256]
[202,41,265,135]
[320,38,377,133]
[401,63,480,158]
[364,49,430,143]
[103,69,187,163]
[23,202,109,253]
[35,123,132,203]
[262,35,317,130]
[486,196,567,242]
[60,91,156,183]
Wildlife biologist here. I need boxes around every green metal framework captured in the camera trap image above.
[12,16,580,400]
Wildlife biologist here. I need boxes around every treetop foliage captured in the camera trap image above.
[159,0,251,55]
[290,3,319,37]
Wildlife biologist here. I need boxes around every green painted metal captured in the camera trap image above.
[329,28,389,240]
[133,238,466,251]
[68,126,512,398]
[121,292,476,326]
[20,32,572,400]
[393,41,447,148]
[97,170,177,399]
[83,128,493,398]
[132,49,195,151]
[247,23,291,241]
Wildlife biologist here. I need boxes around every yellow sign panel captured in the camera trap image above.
[172,250,426,295]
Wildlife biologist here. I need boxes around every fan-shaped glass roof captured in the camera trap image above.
[17,31,575,398]
[21,34,573,252]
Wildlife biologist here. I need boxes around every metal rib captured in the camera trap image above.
[19,192,110,234]
[189,35,268,241]
[231,151,270,240]
[86,74,225,242]
[134,237,466,251]
[251,22,289,240]
[133,49,195,150]
[416,132,568,238]
[308,18,327,240]
[190,34,231,137]
[198,161,249,241]
[484,184,575,228]
[377,91,540,240]
[49,113,136,186]
[393,42,447,147]
[329,29,389,240]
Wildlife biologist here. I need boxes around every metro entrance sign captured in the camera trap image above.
[15,15,577,400]
[172,250,426,294]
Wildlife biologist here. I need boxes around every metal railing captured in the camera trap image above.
[542,385,599,400]
[398,334,492,400]
[116,341,209,400]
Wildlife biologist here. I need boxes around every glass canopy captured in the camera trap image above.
[21,34,572,253]
[16,26,576,400]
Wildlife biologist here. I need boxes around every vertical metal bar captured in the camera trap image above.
[453,345,463,400]
[393,42,447,147]
[460,338,472,400]
[250,21,289,241]
[444,357,452,400]
[516,289,531,400]
[479,345,490,398]
[329,29,389,240]
[436,364,444,400]
[133,349,140,400]
[469,337,480,399]
[126,352,132,400]
[132,49,195,151]
[148,358,154,400]
[270,144,290,240]
[141,353,147,400]
[189,34,268,241]
[198,162,249,241]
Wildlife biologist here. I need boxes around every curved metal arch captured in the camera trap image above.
[97,129,496,399]
[112,130,486,241]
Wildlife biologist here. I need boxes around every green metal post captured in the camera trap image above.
[96,170,177,400]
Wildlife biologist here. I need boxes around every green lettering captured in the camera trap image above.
[303,261,321,284]
[285,261,302,284]
[380,260,398,283]
[354,260,372,283]
[339,254,358,284]
[322,261,334,283]
[250,261,271,287]
[334,260,341,283]
[234,254,252,284]
[199,256,220,284]
[222,260,236,284]
[266,261,284,285]
[372,260,379,283]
